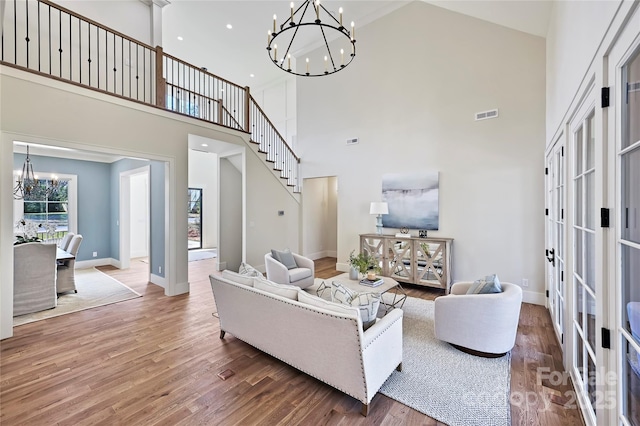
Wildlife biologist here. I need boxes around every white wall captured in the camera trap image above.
[219,156,242,271]
[188,149,217,249]
[0,66,299,339]
[130,171,149,258]
[545,0,622,143]
[252,77,297,151]
[302,176,338,260]
[55,0,153,45]
[297,1,546,303]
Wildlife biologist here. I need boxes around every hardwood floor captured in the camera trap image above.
[0,258,584,425]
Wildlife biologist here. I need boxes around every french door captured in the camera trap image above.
[546,139,566,346]
[617,39,640,426]
[188,188,202,250]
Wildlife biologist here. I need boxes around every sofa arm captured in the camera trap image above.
[293,253,315,275]
[362,308,403,349]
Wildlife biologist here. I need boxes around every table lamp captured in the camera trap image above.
[369,202,389,235]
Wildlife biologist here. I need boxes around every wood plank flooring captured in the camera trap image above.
[1,257,584,425]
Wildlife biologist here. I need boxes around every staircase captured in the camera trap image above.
[1,0,300,194]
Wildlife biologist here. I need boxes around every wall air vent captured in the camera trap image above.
[629,81,640,92]
[346,137,359,145]
[475,109,499,121]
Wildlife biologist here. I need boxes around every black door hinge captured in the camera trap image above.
[561,334,564,344]
[601,208,610,228]
[602,328,611,349]
[545,208,549,216]
[561,209,564,220]
[561,146,564,156]
[546,290,549,297]
[545,167,548,175]
[561,270,564,282]
[602,87,610,108]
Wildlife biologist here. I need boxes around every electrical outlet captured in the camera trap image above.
[92,251,97,257]
[522,278,529,287]
[159,266,162,274]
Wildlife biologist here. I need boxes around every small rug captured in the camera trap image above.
[378,297,511,426]
[188,249,217,262]
[13,268,142,326]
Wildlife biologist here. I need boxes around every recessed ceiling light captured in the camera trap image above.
[177,36,183,41]
[201,143,208,147]
[226,24,233,29]
[250,74,255,78]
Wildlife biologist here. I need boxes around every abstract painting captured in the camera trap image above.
[381,171,439,230]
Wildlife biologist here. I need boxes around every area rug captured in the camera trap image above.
[378,296,511,426]
[188,249,217,262]
[13,267,142,326]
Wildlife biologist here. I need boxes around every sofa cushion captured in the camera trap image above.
[331,281,356,304]
[288,267,312,283]
[298,290,358,316]
[467,274,502,294]
[271,248,298,270]
[254,278,298,300]
[222,270,254,287]
[239,262,263,277]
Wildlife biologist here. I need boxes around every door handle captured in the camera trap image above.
[546,248,555,266]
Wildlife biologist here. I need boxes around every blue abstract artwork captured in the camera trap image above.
[381,171,439,230]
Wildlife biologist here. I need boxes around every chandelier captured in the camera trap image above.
[267,0,356,77]
[13,145,59,200]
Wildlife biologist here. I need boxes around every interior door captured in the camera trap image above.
[546,139,566,346]
[188,188,202,250]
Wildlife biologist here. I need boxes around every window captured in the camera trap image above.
[22,179,69,240]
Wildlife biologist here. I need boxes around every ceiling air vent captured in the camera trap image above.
[346,137,359,145]
[475,109,499,121]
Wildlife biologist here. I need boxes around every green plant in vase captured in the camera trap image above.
[349,250,382,279]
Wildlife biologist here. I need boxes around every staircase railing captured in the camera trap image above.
[1,0,300,192]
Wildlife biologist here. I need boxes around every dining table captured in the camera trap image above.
[56,247,75,261]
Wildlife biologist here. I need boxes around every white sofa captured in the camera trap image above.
[434,281,522,356]
[209,271,403,416]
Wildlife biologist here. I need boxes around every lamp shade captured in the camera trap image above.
[369,202,389,215]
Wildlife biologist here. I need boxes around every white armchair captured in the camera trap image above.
[264,252,315,289]
[434,281,522,356]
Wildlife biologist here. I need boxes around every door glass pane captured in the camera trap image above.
[586,171,595,230]
[588,355,597,413]
[586,231,595,292]
[576,126,584,174]
[576,229,583,279]
[622,245,640,337]
[576,332,585,375]
[577,284,584,333]
[188,188,202,250]
[622,147,640,244]
[586,289,596,351]
[623,338,640,426]
[586,113,595,170]
[624,47,640,149]
[576,178,583,227]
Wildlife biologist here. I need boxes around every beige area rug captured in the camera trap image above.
[13,267,142,326]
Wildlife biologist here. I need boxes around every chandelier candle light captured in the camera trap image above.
[267,0,356,77]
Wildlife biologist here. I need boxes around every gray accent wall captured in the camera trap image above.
[219,156,242,271]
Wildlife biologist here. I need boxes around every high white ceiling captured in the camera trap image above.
[161,0,553,89]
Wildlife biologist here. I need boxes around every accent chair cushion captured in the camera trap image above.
[271,248,298,270]
[288,267,312,283]
[239,262,263,277]
[254,278,298,300]
[222,270,254,287]
[467,274,502,294]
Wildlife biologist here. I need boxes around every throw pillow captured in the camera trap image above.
[298,290,358,317]
[254,278,298,300]
[467,274,502,294]
[330,282,380,331]
[221,270,254,287]
[238,262,263,277]
[349,292,381,330]
[331,281,356,304]
[271,248,298,270]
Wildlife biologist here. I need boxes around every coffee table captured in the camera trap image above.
[316,273,407,313]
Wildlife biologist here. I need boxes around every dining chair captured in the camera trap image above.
[58,232,75,251]
[56,234,83,294]
[14,242,57,316]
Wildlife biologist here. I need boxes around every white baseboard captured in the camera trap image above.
[336,262,349,272]
[306,250,338,260]
[150,273,166,289]
[522,290,546,306]
[75,258,116,269]
[217,261,227,271]
[167,281,189,296]
[130,250,148,258]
